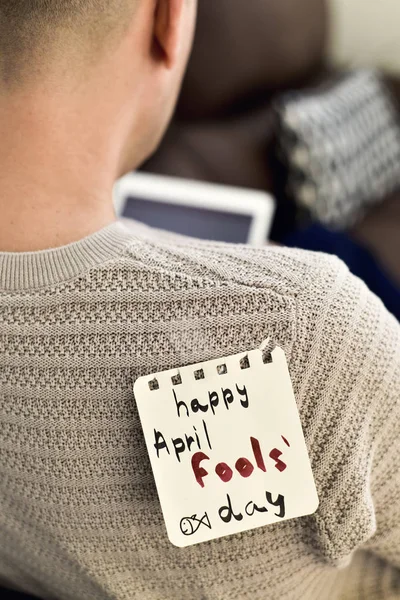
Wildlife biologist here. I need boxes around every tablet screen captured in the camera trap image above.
[122,196,253,244]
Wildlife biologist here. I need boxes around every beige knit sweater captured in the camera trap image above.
[0,221,399,600]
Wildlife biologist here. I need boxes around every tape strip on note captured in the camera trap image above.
[133,340,319,548]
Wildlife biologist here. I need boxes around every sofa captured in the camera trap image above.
[142,0,400,288]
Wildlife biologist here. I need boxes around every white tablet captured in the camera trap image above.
[113,172,275,246]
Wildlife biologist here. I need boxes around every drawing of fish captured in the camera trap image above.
[180,512,212,536]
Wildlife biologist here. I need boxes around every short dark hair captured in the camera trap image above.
[0,1,135,86]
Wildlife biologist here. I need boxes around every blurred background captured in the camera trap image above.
[126,0,400,319]
[329,0,400,73]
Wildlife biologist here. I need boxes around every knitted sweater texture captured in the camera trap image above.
[0,221,399,600]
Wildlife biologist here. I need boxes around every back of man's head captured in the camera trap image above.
[0,1,135,86]
[0,0,197,248]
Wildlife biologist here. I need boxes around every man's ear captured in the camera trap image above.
[153,0,185,68]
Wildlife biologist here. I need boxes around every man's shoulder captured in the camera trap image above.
[120,229,348,303]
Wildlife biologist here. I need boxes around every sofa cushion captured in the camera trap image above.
[276,70,400,229]
[178,0,328,119]
[144,104,276,192]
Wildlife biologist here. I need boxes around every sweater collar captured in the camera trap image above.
[0,221,136,292]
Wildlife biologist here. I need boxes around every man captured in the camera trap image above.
[0,2,399,599]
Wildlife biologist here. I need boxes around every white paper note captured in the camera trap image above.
[134,342,319,548]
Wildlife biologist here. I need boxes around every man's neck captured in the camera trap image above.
[0,197,117,252]
[0,77,132,252]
